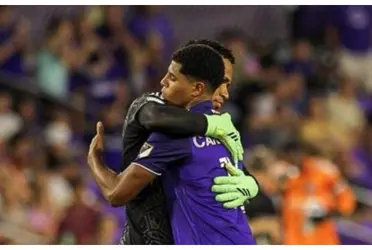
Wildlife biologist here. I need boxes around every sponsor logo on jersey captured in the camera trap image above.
[138,142,154,158]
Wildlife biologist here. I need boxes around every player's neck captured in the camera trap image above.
[186,94,212,110]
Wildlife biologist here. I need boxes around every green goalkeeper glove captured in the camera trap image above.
[205,113,244,166]
[212,162,259,209]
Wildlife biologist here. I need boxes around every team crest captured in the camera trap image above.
[138,142,154,158]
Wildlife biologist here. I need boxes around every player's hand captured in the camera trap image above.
[88,121,105,161]
[204,113,244,166]
[211,162,259,209]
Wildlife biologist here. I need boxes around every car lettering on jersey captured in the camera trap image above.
[192,136,222,148]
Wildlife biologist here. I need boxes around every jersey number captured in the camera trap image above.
[219,157,235,176]
[219,156,231,167]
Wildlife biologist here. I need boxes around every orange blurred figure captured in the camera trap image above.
[278,151,356,245]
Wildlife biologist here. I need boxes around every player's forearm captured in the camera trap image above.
[138,102,207,136]
[87,153,152,207]
[107,164,156,206]
[88,153,119,200]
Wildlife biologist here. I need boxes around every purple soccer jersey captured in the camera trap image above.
[133,101,255,245]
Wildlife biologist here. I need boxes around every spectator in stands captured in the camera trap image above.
[0,92,22,142]
[17,97,40,136]
[284,39,315,80]
[46,159,74,217]
[127,6,174,93]
[112,81,131,110]
[249,74,302,147]
[44,108,73,163]
[284,73,307,115]
[37,16,96,100]
[329,6,372,93]
[37,18,73,100]
[27,172,57,242]
[301,95,348,157]
[9,132,38,173]
[218,29,260,84]
[55,177,103,244]
[73,11,125,106]
[95,6,134,79]
[128,6,173,62]
[0,174,28,227]
[327,76,366,148]
[0,134,33,228]
[0,6,31,76]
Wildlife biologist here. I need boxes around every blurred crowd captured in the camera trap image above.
[0,5,372,245]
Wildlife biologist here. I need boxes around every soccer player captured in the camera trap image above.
[119,40,256,245]
[88,44,256,244]
[90,40,258,245]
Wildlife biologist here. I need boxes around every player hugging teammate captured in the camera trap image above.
[87,40,259,244]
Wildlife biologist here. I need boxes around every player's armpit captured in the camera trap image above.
[107,163,157,207]
[137,101,207,136]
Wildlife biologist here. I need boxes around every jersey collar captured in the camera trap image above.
[189,100,214,114]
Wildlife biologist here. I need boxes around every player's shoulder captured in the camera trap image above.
[148,131,190,142]
[147,132,192,149]
[142,92,165,105]
[127,92,164,115]
[124,93,161,126]
[129,92,164,107]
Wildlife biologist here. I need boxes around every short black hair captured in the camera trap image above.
[172,44,225,92]
[185,39,235,64]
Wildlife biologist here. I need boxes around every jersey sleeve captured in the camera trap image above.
[132,133,192,176]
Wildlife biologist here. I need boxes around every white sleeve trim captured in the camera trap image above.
[132,162,162,176]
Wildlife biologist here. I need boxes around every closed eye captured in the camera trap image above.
[169,73,177,81]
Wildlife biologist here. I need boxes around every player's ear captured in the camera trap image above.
[192,82,205,97]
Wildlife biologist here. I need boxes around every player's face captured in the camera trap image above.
[212,58,233,110]
[160,61,198,108]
